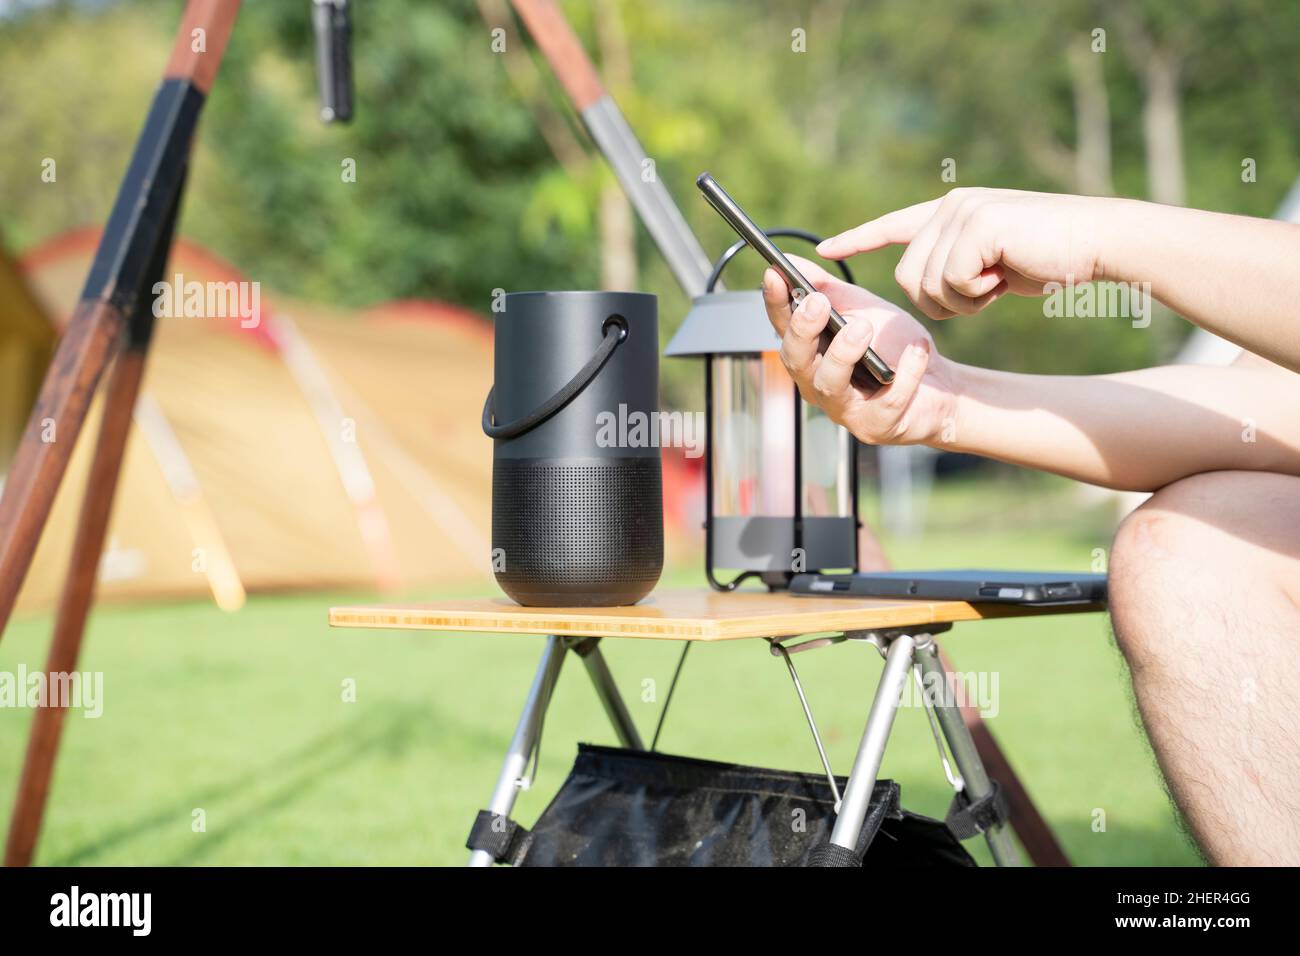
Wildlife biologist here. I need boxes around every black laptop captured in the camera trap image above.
[790,569,1107,606]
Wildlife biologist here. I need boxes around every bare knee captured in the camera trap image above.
[1108,482,1200,669]
[1108,471,1300,668]
[1107,472,1300,863]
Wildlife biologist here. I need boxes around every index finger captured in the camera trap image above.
[815,198,942,259]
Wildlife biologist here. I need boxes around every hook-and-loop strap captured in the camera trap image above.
[466,810,534,866]
[945,780,1011,840]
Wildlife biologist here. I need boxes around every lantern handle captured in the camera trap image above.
[705,228,854,293]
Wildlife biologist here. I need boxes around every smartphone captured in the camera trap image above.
[696,172,894,385]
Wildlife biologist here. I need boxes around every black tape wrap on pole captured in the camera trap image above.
[804,781,899,867]
[807,842,865,867]
[481,315,627,440]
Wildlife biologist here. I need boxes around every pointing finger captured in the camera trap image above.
[815,198,942,259]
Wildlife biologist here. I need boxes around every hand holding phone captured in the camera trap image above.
[696,172,895,385]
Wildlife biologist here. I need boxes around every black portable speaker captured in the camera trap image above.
[482,292,663,607]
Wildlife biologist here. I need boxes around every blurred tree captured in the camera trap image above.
[0,0,1296,396]
[188,0,600,310]
[592,0,637,293]
[0,2,168,255]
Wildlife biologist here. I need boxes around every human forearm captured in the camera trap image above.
[820,189,1300,372]
[1098,199,1300,373]
[948,362,1300,492]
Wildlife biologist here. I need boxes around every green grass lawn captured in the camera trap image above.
[0,474,1201,866]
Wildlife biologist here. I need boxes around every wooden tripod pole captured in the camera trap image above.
[0,303,125,636]
[503,0,1070,866]
[0,0,238,641]
[4,347,150,867]
[0,0,239,866]
[4,159,184,866]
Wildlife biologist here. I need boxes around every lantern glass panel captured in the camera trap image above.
[801,401,855,518]
[710,353,796,518]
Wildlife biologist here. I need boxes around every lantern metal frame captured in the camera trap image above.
[689,229,863,591]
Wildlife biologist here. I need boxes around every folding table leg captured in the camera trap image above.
[569,638,644,750]
[467,634,567,867]
[937,643,1065,865]
[914,640,1023,867]
[829,632,918,850]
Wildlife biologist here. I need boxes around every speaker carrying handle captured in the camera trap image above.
[482,314,628,441]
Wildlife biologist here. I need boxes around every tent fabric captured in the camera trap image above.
[4,227,496,610]
[0,237,57,472]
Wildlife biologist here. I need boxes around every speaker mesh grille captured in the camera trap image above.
[493,458,663,599]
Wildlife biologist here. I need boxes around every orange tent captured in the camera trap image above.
[3,228,495,611]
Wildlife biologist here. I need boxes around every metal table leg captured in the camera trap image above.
[914,640,1023,867]
[467,634,567,867]
[829,632,918,850]
[570,637,645,750]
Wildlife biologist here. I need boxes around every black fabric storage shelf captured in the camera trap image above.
[518,744,976,867]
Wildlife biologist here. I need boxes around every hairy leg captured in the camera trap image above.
[1109,470,1300,865]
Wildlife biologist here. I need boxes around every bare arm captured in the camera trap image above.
[1099,200,1300,373]
[817,188,1300,374]
[950,357,1300,492]
[763,259,1300,493]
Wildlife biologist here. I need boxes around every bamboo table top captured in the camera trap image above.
[329,589,1103,643]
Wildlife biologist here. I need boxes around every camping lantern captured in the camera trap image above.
[666,230,861,590]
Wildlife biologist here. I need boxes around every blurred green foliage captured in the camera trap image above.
[1,0,1298,407]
